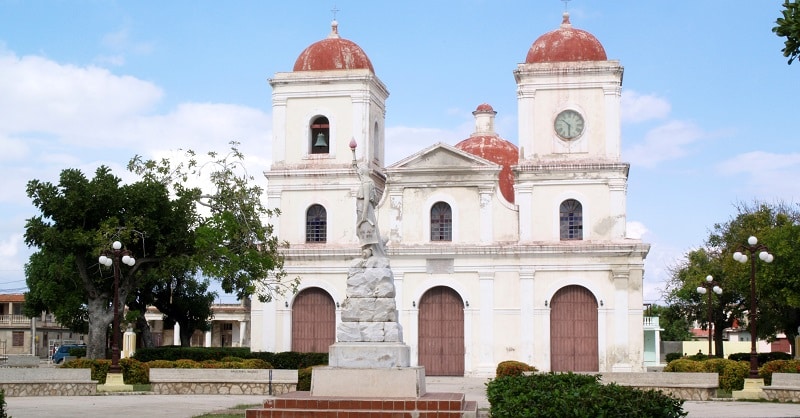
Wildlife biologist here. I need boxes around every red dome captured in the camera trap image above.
[293,21,374,72]
[455,135,519,203]
[475,103,494,112]
[526,13,606,63]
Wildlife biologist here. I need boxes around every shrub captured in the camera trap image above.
[220,356,244,363]
[61,358,111,384]
[297,366,314,391]
[664,359,704,373]
[68,346,87,358]
[486,373,686,418]
[665,352,683,363]
[146,360,175,369]
[120,358,150,384]
[495,360,537,377]
[174,359,201,368]
[0,389,7,418]
[664,358,749,391]
[759,359,800,385]
[243,358,272,369]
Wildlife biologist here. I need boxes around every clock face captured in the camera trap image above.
[554,109,585,140]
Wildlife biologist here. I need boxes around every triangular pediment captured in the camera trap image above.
[389,142,497,170]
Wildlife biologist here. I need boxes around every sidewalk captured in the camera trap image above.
[5,377,800,417]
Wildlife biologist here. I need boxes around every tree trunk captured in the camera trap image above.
[136,315,155,348]
[714,322,726,358]
[86,296,113,359]
[179,321,193,347]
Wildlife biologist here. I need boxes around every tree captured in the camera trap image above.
[646,304,692,342]
[24,143,296,358]
[128,142,298,303]
[24,166,197,358]
[774,0,800,64]
[667,202,800,357]
[666,248,743,357]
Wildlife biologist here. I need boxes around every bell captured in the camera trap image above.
[314,132,328,147]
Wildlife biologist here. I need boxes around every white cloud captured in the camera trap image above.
[621,90,671,123]
[0,51,163,143]
[716,151,800,200]
[623,120,705,168]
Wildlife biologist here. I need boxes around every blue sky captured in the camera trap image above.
[0,1,797,304]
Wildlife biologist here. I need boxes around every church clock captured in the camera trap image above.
[554,109,585,140]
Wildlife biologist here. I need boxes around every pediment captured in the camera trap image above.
[389,142,497,170]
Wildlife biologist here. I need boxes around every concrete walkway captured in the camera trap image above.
[5,376,800,417]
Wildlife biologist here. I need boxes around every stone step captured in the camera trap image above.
[247,391,478,417]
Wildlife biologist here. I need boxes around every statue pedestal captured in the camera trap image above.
[328,342,410,368]
[311,366,425,398]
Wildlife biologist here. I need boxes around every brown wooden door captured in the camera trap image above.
[291,287,335,353]
[550,285,598,372]
[418,286,465,376]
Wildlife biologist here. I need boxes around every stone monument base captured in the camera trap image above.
[312,366,425,398]
[97,373,133,393]
[328,341,410,368]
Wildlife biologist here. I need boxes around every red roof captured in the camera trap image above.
[293,21,374,72]
[0,294,25,303]
[526,13,607,63]
[455,135,518,204]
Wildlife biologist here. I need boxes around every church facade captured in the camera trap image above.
[250,13,650,376]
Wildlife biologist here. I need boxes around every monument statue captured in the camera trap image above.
[355,163,385,259]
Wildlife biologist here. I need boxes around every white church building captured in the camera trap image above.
[250,13,651,377]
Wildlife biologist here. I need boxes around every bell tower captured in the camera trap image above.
[269,20,389,170]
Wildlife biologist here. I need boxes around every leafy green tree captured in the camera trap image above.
[774,0,800,64]
[668,202,800,357]
[666,248,743,357]
[646,304,692,342]
[24,166,197,358]
[152,273,216,346]
[128,142,297,302]
[24,143,296,357]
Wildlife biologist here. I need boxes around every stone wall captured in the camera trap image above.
[0,382,97,397]
[150,381,295,395]
[148,368,298,396]
[0,368,96,396]
[597,372,719,401]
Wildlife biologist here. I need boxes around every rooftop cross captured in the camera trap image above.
[331,5,340,20]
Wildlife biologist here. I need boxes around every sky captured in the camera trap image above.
[0,1,798,305]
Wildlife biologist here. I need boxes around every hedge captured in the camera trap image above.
[486,373,686,418]
[496,360,537,377]
[132,347,327,369]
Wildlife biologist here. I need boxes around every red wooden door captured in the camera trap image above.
[291,287,335,353]
[418,286,465,376]
[550,285,598,372]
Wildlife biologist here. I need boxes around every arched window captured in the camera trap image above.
[310,116,330,154]
[306,204,327,242]
[430,202,452,241]
[560,199,583,240]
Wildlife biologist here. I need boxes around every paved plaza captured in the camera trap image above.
[4,376,800,417]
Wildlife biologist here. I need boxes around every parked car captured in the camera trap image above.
[51,344,86,364]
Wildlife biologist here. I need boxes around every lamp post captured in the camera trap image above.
[98,241,135,374]
[732,236,774,379]
[696,275,722,357]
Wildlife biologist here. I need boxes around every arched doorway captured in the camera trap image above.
[418,286,465,376]
[291,287,335,353]
[550,285,598,372]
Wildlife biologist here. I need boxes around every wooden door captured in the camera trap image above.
[291,287,335,353]
[550,285,598,372]
[418,286,465,376]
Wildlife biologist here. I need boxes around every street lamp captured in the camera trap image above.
[732,236,774,379]
[98,241,135,374]
[696,275,722,357]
